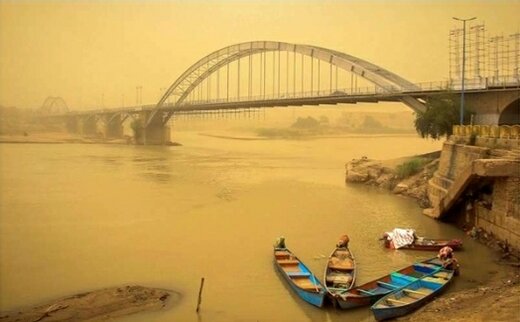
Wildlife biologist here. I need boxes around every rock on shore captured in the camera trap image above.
[0,285,177,322]
[345,153,440,208]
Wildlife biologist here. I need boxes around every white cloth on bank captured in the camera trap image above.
[385,228,416,249]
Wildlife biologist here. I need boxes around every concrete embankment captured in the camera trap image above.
[0,285,178,322]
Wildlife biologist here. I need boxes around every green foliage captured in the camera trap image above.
[396,158,425,179]
[291,116,321,129]
[318,115,329,125]
[414,94,471,140]
[362,115,384,129]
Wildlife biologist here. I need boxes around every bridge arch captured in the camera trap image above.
[40,96,69,114]
[153,41,424,120]
[499,98,520,125]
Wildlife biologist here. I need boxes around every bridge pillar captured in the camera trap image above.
[65,116,79,134]
[135,111,171,145]
[465,90,520,125]
[79,116,98,137]
[102,114,124,139]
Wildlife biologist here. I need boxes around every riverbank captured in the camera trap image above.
[346,153,520,321]
[0,132,128,144]
[0,286,178,322]
[402,265,520,322]
[345,152,440,208]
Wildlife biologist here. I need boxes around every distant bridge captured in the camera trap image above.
[44,41,520,144]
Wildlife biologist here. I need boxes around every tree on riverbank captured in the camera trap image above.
[414,94,472,139]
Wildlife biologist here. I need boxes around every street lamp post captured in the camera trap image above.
[453,16,476,125]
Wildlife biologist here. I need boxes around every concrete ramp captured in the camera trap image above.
[427,159,520,219]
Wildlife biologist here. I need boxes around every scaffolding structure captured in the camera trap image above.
[450,22,520,85]
[467,24,486,79]
[488,35,504,80]
[449,23,486,81]
[509,33,520,80]
[449,28,463,81]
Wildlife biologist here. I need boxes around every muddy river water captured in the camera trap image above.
[0,130,507,321]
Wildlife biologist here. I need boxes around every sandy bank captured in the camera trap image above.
[0,133,181,146]
[0,133,127,145]
[0,285,178,322]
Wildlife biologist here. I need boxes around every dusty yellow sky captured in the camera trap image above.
[0,0,518,110]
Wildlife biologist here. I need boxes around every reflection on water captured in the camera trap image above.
[0,131,507,322]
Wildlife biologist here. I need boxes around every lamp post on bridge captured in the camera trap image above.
[453,16,476,125]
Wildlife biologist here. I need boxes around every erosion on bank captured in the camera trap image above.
[0,285,178,322]
[345,151,441,208]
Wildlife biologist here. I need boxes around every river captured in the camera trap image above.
[0,129,507,322]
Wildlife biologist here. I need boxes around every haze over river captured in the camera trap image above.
[0,129,508,321]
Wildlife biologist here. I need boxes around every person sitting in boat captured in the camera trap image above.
[442,253,460,276]
[274,236,286,249]
[336,234,350,248]
[438,246,460,275]
[438,246,453,260]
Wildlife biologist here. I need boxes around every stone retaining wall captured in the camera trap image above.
[427,127,520,250]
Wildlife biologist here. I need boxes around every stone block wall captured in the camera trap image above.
[427,127,520,250]
[474,177,520,248]
[428,142,490,207]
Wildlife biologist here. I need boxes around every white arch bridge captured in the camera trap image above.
[51,41,519,144]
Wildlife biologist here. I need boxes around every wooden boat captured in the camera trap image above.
[323,246,356,305]
[274,246,326,308]
[371,267,455,321]
[334,258,443,309]
[384,237,462,251]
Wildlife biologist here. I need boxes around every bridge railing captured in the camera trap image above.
[60,76,520,115]
[178,84,404,107]
[168,76,519,108]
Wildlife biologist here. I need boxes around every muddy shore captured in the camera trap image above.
[0,133,180,146]
[0,286,178,322]
[0,133,129,145]
[401,270,520,322]
[346,154,520,321]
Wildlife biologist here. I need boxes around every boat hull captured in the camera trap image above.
[371,269,455,321]
[385,238,463,251]
[336,258,443,310]
[274,248,326,308]
[324,247,356,305]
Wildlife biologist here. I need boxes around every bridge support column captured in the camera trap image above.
[102,114,124,139]
[79,116,98,137]
[136,111,171,145]
[65,116,79,134]
[465,90,520,125]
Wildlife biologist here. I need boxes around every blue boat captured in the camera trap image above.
[371,267,455,321]
[274,245,326,308]
[334,259,442,309]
